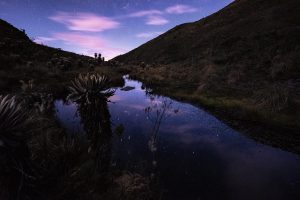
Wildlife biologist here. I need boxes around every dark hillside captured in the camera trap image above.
[0,19,95,94]
[0,19,93,67]
[0,19,30,40]
[115,0,300,67]
[114,0,300,113]
[114,0,300,145]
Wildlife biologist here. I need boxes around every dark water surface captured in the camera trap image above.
[55,76,300,200]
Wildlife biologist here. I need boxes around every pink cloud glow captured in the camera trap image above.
[165,4,198,14]
[52,32,105,48]
[49,12,120,32]
[35,32,127,60]
[146,16,169,25]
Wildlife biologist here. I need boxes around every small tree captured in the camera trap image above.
[94,53,98,59]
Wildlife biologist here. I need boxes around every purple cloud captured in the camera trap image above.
[49,12,120,32]
[136,31,163,38]
[34,36,56,44]
[146,16,169,25]
[128,4,198,26]
[129,9,163,17]
[166,4,198,14]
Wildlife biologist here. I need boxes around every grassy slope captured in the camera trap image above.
[114,0,300,106]
[0,19,124,97]
[113,0,300,152]
[115,0,300,66]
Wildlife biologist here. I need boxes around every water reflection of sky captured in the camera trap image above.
[55,77,300,200]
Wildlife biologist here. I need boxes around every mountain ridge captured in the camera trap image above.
[114,0,300,66]
[114,0,300,103]
[113,0,300,139]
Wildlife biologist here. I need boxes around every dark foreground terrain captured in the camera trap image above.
[0,0,300,199]
[0,19,154,200]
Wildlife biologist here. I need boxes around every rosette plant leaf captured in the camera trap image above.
[0,95,27,138]
[68,73,115,104]
[0,95,33,200]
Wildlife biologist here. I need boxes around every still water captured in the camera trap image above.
[55,76,300,200]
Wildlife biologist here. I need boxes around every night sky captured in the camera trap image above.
[0,0,233,59]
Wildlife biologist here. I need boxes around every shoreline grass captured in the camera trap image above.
[125,68,300,154]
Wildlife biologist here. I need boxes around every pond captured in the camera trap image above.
[55,75,300,200]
